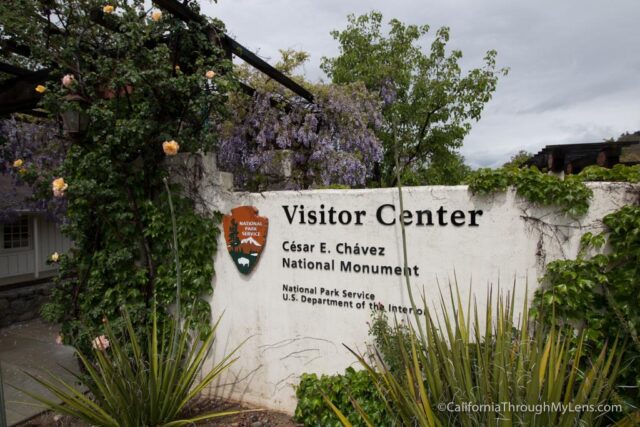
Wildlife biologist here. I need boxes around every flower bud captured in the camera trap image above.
[62,74,75,88]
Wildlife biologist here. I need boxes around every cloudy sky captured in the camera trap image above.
[202,0,640,168]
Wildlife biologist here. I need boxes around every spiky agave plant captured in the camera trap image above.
[21,305,241,427]
[328,286,627,427]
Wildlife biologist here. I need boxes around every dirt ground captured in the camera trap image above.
[15,397,301,427]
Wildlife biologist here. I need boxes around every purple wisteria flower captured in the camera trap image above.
[218,82,383,190]
[0,117,68,222]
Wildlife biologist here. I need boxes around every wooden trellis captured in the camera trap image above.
[0,0,314,116]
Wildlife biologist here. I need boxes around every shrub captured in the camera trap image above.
[368,310,414,378]
[295,367,392,427]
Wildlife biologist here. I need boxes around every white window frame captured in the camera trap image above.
[0,215,33,253]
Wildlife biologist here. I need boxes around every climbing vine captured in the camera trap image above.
[0,0,232,352]
[531,204,640,409]
[468,163,640,408]
[466,166,593,216]
[579,164,640,183]
[466,164,640,216]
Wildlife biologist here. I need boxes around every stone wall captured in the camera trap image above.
[0,282,51,327]
[203,182,638,414]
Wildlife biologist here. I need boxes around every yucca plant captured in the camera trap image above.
[15,179,245,426]
[328,286,627,427]
[19,305,241,427]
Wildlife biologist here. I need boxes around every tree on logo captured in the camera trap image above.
[229,219,241,253]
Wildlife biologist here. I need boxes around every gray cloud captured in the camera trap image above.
[204,0,640,168]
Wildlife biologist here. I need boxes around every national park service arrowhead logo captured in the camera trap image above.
[223,206,268,274]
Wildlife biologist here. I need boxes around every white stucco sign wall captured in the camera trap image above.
[204,183,637,413]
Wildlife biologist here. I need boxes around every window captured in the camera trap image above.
[3,216,30,249]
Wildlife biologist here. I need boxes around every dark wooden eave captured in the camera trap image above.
[0,62,36,77]
[0,39,31,57]
[526,140,639,174]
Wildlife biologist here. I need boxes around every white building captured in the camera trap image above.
[1,118,72,289]
[0,213,71,287]
[0,179,71,326]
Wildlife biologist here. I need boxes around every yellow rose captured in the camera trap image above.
[35,85,46,93]
[52,177,68,198]
[162,140,180,156]
[151,10,162,21]
[103,5,115,14]
[13,159,23,168]
[52,177,67,191]
[206,70,216,79]
[51,252,60,262]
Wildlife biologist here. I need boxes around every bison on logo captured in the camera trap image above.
[223,206,268,274]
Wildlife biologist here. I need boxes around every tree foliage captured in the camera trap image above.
[0,0,231,350]
[502,150,533,169]
[322,11,507,186]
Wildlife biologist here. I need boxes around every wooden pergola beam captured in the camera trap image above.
[153,0,314,103]
[0,62,36,77]
[0,39,31,58]
[0,1,314,117]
